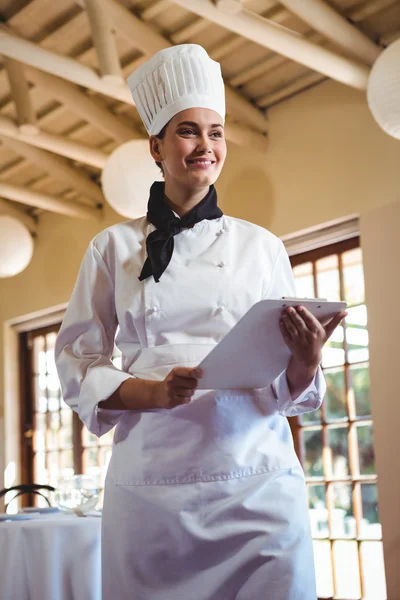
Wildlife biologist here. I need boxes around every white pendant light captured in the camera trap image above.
[367,38,400,140]
[101,139,162,219]
[0,215,34,278]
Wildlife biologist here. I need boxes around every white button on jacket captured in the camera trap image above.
[55,213,325,600]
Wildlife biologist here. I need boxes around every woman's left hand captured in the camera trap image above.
[280,306,348,370]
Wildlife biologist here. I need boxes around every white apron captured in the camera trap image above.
[55,214,325,600]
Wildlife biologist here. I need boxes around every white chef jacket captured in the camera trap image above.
[55,213,324,599]
[56,214,324,435]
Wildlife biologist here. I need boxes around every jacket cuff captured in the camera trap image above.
[271,366,326,417]
[79,365,132,437]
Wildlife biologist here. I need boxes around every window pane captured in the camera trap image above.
[48,411,60,451]
[326,427,350,478]
[60,449,74,478]
[346,306,369,364]
[331,483,354,538]
[35,393,47,413]
[313,540,334,598]
[360,541,387,599]
[308,484,328,538]
[322,325,345,368]
[34,413,46,452]
[59,409,73,448]
[83,447,101,487]
[346,304,368,327]
[301,407,322,425]
[333,540,361,599]
[46,350,60,392]
[303,429,323,477]
[33,335,45,374]
[34,377,47,412]
[360,483,381,539]
[342,248,364,306]
[47,393,60,412]
[357,424,376,475]
[293,262,315,298]
[47,450,60,487]
[325,367,347,422]
[316,254,341,301]
[82,426,98,447]
[322,345,346,369]
[350,363,372,417]
[34,451,47,483]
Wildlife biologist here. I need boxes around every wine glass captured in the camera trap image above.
[55,474,99,515]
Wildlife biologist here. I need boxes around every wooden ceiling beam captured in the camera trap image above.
[25,68,136,143]
[0,115,108,169]
[350,0,397,22]
[168,0,370,90]
[209,35,244,61]
[0,155,31,180]
[0,135,104,204]
[140,0,170,21]
[208,6,289,66]
[1,19,267,145]
[76,0,168,54]
[277,0,381,66]
[82,0,123,83]
[3,57,38,134]
[206,5,290,71]
[230,31,323,87]
[0,28,132,105]
[230,0,390,90]
[0,25,140,141]
[0,23,138,146]
[257,71,326,107]
[171,18,209,44]
[0,182,99,220]
[75,0,268,133]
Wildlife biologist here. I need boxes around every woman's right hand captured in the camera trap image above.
[151,367,203,409]
[102,367,203,411]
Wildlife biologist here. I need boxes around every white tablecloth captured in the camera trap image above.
[0,513,102,600]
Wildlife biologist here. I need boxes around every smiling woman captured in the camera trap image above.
[54,43,345,600]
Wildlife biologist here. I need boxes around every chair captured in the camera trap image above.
[0,484,56,513]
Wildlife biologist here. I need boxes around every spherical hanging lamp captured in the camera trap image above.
[367,39,400,140]
[0,215,34,278]
[101,139,162,219]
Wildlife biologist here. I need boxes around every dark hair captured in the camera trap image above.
[155,123,168,175]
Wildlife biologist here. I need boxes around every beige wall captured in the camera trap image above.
[361,203,400,600]
[1,78,400,591]
[219,80,400,235]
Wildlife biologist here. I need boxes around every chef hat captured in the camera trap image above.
[127,44,226,136]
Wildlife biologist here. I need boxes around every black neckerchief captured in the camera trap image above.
[139,181,223,283]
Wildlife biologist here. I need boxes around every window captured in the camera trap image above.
[19,325,121,509]
[290,238,386,600]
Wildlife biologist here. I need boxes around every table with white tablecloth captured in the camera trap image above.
[0,513,102,600]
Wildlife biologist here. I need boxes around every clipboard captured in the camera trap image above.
[197,298,347,390]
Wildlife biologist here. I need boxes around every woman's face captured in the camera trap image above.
[149,108,227,190]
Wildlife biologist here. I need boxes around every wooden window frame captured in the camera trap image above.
[289,235,384,600]
[19,324,83,504]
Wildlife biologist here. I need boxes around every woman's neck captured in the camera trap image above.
[164,180,210,217]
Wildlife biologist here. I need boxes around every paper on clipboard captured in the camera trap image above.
[197,298,347,390]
